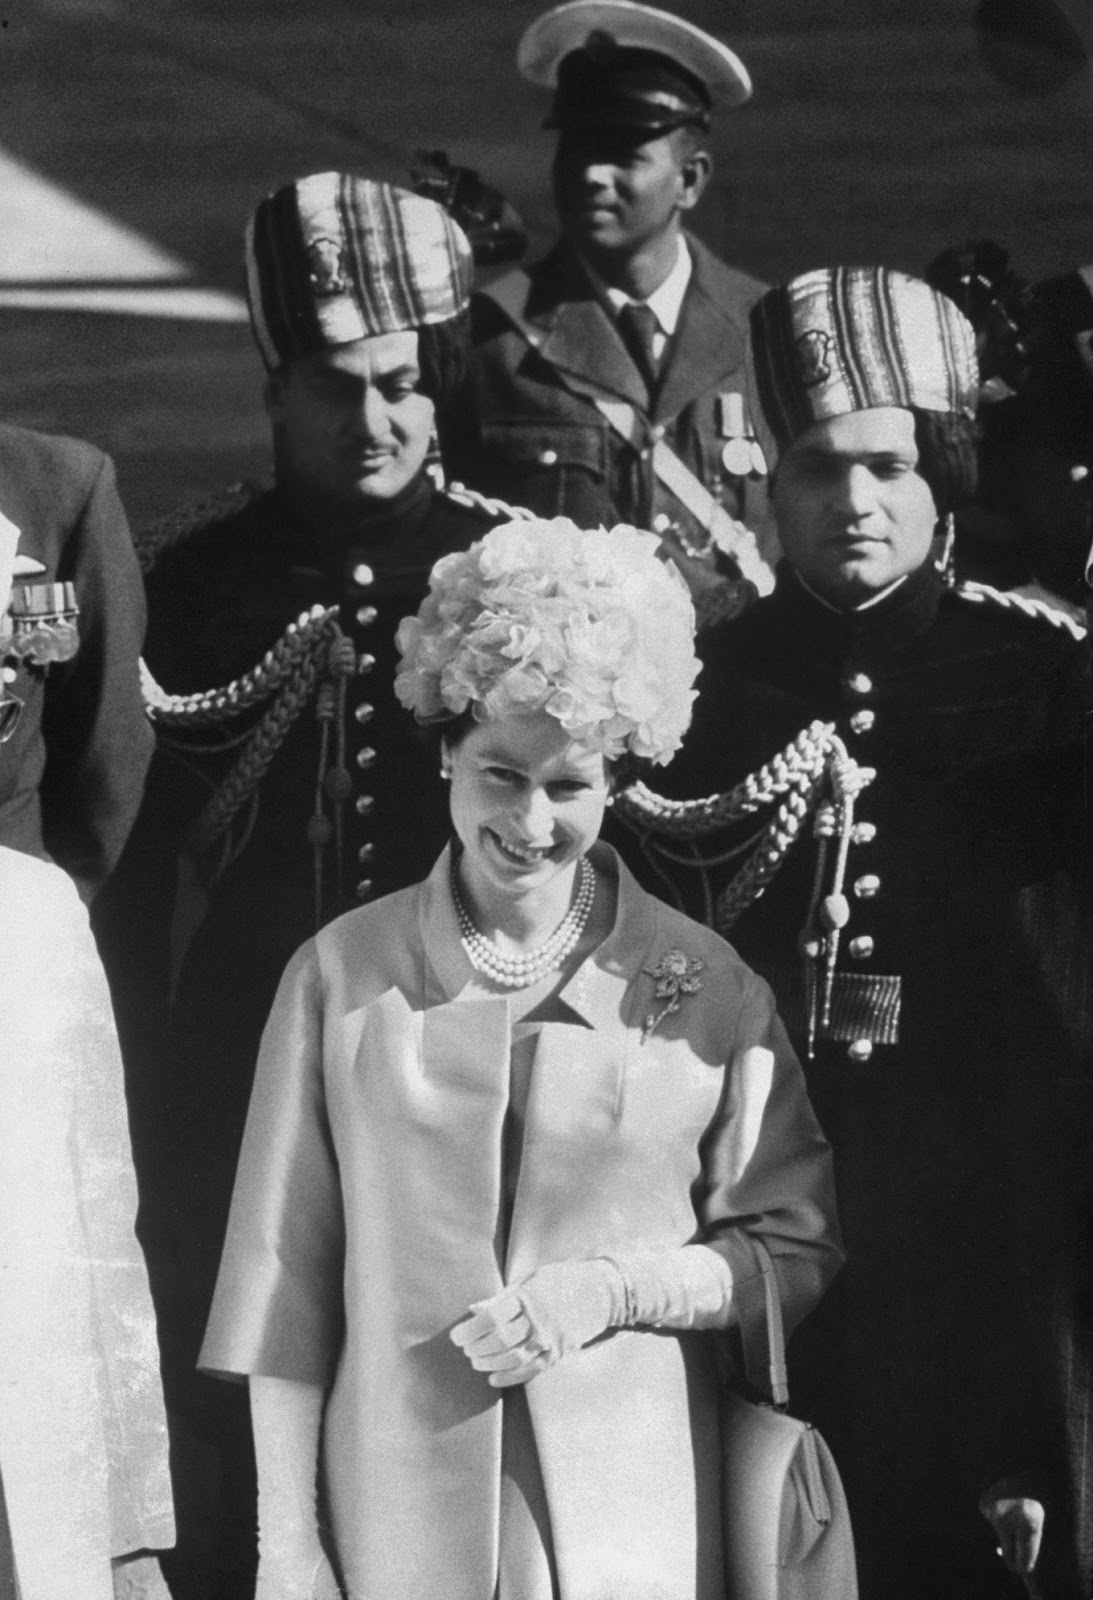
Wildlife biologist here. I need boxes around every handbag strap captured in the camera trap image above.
[750,1237,789,1407]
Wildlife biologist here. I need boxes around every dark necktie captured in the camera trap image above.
[617,300,662,394]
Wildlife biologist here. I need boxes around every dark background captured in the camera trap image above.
[2,0,1090,525]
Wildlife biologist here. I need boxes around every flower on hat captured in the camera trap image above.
[394,518,700,765]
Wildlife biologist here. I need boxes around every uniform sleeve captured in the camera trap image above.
[40,451,153,896]
[695,969,844,1369]
[199,941,346,1386]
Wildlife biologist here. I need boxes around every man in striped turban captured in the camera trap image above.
[613,266,1093,1600]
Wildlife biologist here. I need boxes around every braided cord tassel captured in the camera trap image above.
[183,625,353,877]
[140,606,341,728]
[613,720,836,839]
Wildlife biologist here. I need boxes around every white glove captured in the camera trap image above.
[255,1549,342,1600]
[979,1480,1045,1577]
[251,1377,343,1599]
[451,1245,734,1387]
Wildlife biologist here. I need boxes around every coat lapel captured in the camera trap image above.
[653,237,749,423]
[525,247,650,411]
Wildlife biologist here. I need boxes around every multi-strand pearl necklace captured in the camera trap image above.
[450,855,596,989]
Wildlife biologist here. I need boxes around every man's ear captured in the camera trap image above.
[678,148,712,214]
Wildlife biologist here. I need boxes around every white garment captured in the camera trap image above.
[0,850,174,1600]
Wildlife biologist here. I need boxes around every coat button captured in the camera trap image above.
[351,563,374,587]
[357,843,374,865]
[854,874,881,899]
[356,879,374,901]
[848,1039,874,1063]
[358,652,375,674]
[356,747,377,770]
[355,794,374,816]
[354,702,374,724]
[848,935,875,959]
[851,821,877,845]
[355,605,377,627]
[844,671,873,695]
[848,709,876,735]
[537,448,558,465]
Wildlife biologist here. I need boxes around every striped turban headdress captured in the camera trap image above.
[245,173,475,372]
[745,267,979,474]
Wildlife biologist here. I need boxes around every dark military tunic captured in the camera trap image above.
[610,561,1093,1600]
[0,425,151,898]
[97,471,505,1595]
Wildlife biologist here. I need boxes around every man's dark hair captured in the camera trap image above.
[418,311,470,407]
[911,407,979,519]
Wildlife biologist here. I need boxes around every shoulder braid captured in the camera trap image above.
[613,721,875,932]
[135,480,266,575]
[440,481,538,523]
[953,579,1087,641]
[139,605,364,921]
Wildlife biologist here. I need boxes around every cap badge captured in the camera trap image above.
[307,237,350,297]
[796,329,833,388]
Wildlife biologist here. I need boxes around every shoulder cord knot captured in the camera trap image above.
[612,721,873,936]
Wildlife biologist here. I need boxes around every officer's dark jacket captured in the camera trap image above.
[612,560,1093,1599]
[0,424,151,898]
[138,473,502,936]
[443,235,769,563]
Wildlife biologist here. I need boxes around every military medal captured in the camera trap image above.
[721,437,753,477]
[7,581,80,664]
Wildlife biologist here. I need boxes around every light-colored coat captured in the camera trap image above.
[200,845,841,1600]
[0,850,174,1600]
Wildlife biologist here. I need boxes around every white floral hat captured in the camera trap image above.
[394,519,700,765]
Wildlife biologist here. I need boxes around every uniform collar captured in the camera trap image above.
[275,470,435,559]
[771,559,944,655]
[416,839,663,1028]
[595,236,693,336]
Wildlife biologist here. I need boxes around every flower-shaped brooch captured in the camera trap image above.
[641,949,705,1043]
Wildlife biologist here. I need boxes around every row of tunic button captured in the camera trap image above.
[350,563,377,900]
[844,668,879,1062]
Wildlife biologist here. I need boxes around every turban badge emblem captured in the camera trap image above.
[795,329,833,389]
[307,237,350,297]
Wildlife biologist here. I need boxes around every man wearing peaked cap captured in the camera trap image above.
[613,266,1093,1599]
[96,173,527,1600]
[442,0,775,622]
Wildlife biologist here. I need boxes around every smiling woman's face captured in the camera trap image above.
[446,710,611,904]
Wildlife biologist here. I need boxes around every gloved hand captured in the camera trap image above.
[979,1479,1045,1577]
[451,1245,735,1387]
[451,1258,627,1386]
[255,1547,342,1600]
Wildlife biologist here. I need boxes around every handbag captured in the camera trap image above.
[720,1239,858,1600]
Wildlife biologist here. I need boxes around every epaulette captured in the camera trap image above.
[135,480,267,575]
[953,579,1088,641]
[440,482,538,523]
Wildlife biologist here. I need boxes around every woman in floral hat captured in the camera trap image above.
[199,519,842,1600]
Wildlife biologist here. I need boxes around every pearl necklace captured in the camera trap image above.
[450,855,596,989]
